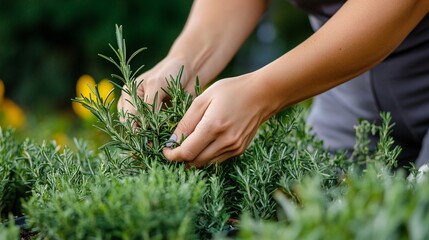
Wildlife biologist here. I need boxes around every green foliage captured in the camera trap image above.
[0,215,19,240]
[236,162,429,240]
[0,127,26,218]
[197,173,232,238]
[25,163,206,240]
[75,25,196,169]
[352,113,401,167]
[230,110,344,221]
[0,126,136,219]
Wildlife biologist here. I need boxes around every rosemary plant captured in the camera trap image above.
[236,162,429,240]
[74,25,199,170]
[352,112,401,168]
[25,163,206,240]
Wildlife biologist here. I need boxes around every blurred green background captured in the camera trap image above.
[0,0,312,147]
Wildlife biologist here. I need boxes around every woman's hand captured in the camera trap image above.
[117,56,196,117]
[162,73,276,168]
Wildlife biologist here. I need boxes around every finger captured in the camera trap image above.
[163,97,211,161]
[117,88,137,121]
[186,148,240,169]
[172,96,210,140]
[163,127,215,162]
[187,130,254,167]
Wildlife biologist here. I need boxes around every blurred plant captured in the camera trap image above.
[352,113,401,168]
[0,80,26,129]
[236,162,429,240]
[51,131,71,149]
[0,215,19,240]
[25,163,206,240]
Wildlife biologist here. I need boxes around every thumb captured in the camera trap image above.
[163,97,210,162]
[165,97,208,148]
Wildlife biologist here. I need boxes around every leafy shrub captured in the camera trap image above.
[25,163,206,240]
[0,128,27,218]
[0,126,137,219]
[236,162,429,240]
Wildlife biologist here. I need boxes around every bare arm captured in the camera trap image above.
[164,0,429,167]
[168,0,269,87]
[257,0,429,113]
[117,0,268,116]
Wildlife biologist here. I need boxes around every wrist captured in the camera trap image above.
[161,53,193,74]
[241,71,283,121]
[168,30,235,87]
[167,36,215,87]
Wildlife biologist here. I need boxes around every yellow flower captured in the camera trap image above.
[98,79,115,105]
[0,80,26,129]
[72,74,96,121]
[76,74,96,99]
[72,75,115,121]
[0,99,26,129]
[0,80,5,105]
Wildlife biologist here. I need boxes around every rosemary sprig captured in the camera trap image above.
[74,25,197,169]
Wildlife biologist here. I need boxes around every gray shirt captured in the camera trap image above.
[289,1,429,167]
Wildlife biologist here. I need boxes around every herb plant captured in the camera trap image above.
[75,25,198,170]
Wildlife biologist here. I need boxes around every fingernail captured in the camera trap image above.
[165,133,177,148]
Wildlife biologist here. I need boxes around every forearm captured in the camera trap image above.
[255,0,429,114]
[166,0,268,86]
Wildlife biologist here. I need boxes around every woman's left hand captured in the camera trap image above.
[162,73,276,168]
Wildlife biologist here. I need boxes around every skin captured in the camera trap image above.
[118,0,429,168]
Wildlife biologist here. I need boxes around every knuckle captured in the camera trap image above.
[179,149,196,162]
[226,134,247,155]
[144,77,157,87]
[231,140,243,152]
[231,145,245,157]
[209,119,229,135]
[192,96,204,108]
[137,85,144,96]
[140,76,161,90]
[143,80,159,93]
[177,121,192,134]
[224,133,242,149]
